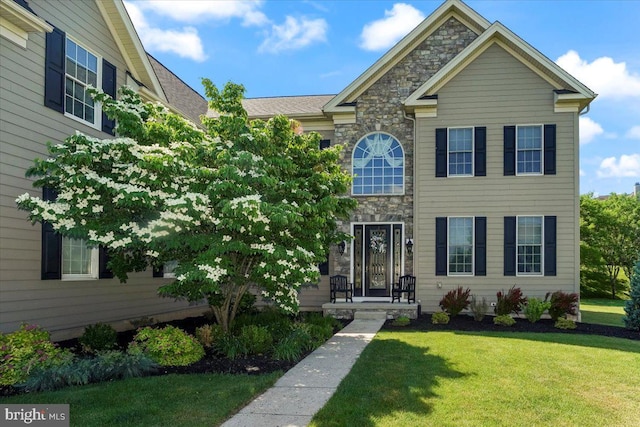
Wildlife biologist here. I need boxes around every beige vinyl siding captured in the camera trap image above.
[0,1,203,340]
[414,43,578,311]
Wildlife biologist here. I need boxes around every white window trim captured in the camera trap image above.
[447,127,474,177]
[515,124,543,176]
[63,35,102,131]
[447,216,474,276]
[61,238,99,281]
[515,215,544,276]
[351,132,405,196]
[163,260,178,279]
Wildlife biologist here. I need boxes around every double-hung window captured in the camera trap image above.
[65,38,99,126]
[61,237,98,280]
[448,217,474,275]
[516,125,543,174]
[448,128,473,176]
[516,216,543,274]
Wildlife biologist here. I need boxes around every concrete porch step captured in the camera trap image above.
[353,311,388,320]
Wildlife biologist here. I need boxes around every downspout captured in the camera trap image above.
[579,104,590,116]
[403,110,416,277]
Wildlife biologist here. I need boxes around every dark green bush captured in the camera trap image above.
[439,286,471,316]
[238,325,273,355]
[493,315,516,326]
[546,291,579,321]
[19,350,157,392]
[79,323,117,353]
[0,324,72,386]
[623,260,640,331]
[129,326,204,366]
[216,334,246,360]
[495,286,527,316]
[431,312,450,324]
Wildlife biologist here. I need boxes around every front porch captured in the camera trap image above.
[322,302,420,320]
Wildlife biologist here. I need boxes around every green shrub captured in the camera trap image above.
[20,350,156,392]
[303,312,342,331]
[546,291,579,321]
[439,286,471,317]
[129,326,204,366]
[216,333,246,360]
[493,315,516,326]
[79,323,117,353]
[554,318,577,330]
[0,324,72,386]
[470,295,489,322]
[392,316,411,326]
[238,325,273,355]
[431,312,450,325]
[195,324,224,348]
[524,297,551,323]
[495,286,527,316]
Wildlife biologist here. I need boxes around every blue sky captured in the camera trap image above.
[123,0,640,196]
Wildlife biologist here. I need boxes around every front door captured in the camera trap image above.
[353,223,403,298]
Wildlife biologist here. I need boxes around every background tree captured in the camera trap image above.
[623,259,640,331]
[16,81,356,332]
[580,193,640,298]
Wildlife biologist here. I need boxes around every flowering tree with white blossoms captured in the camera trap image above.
[17,81,356,332]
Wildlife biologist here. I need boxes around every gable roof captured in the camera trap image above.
[242,95,335,119]
[147,54,208,125]
[323,0,490,114]
[94,0,167,102]
[404,21,596,112]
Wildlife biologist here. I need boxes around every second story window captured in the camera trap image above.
[352,132,404,195]
[448,128,473,176]
[516,125,543,174]
[65,38,99,126]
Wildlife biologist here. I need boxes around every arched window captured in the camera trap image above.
[352,132,404,195]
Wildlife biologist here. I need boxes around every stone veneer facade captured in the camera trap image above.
[333,17,479,284]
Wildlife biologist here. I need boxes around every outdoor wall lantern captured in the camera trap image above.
[338,241,346,256]
[405,238,414,256]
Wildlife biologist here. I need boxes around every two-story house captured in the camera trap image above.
[239,0,595,314]
[0,0,207,339]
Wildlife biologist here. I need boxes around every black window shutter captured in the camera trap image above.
[318,255,329,275]
[44,27,65,113]
[98,247,114,279]
[41,188,62,280]
[101,59,117,135]
[544,124,556,175]
[435,217,447,275]
[504,216,516,276]
[475,216,487,276]
[153,266,164,278]
[474,127,486,177]
[544,216,557,276]
[503,126,516,176]
[319,139,330,150]
[435,128,447,177]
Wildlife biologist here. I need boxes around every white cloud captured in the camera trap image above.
[359,3,425,51]
[579,116,604,145]
[259,16,327,54]
[130,0,268,26]
[124,1,207,61]
[625,126,640,139]
[579,169,586,177]
[597,154,640,178]
[556,50,640,99]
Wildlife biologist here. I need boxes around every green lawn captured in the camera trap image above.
[0,372,280,426]
[581,298,627,327]
[310,331,640,427]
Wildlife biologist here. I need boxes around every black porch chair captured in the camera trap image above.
[330,275,353,303]
[391,275,416,303]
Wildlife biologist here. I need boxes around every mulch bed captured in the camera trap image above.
[382,313,640,341]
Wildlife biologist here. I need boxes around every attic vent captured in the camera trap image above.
[398,87,411,97]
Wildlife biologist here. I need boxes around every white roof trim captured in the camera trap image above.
[323,0,490,114]
[405,21,596,108]
[95,0,167,102]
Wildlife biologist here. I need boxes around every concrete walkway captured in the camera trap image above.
[221,317,386,427]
